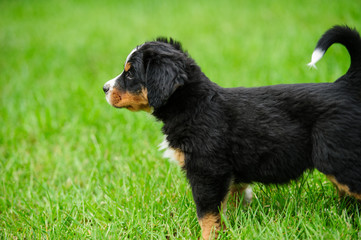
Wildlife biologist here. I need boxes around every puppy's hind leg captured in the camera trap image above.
[327,175,361,201]
[230,183,253,207]
[327,175,347,198]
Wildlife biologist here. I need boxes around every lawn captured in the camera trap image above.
[1,0,361,239]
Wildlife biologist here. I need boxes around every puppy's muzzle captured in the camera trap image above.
[103,78,117,105]
[103,84,110,94]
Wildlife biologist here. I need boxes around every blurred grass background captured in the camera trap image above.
[1,0,360,239]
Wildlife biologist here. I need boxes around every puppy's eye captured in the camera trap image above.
[126,71,134,79]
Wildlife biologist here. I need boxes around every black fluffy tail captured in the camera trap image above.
[308,25,361,73]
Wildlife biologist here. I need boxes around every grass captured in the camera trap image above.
[1,0,361,239]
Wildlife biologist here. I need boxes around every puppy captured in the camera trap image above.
[103,26,361,239]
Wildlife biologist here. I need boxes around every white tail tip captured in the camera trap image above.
[307,63,318,69]
[307,48,325,69]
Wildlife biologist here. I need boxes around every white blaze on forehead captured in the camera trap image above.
[125,47,138,64]
[125,44,144,66]
[103,44,144,106]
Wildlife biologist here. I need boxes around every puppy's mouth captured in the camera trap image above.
[104,85,151,112]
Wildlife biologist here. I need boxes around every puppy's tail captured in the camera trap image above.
[308,25,361,74]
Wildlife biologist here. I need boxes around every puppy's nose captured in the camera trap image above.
[103,84,110,94]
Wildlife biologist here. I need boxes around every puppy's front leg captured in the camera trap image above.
[188,173,231,239]
[198,212,222,240]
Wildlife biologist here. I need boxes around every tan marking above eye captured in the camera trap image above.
[124,62,131,72]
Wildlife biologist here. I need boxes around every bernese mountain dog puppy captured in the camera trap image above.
[103,26,361,239]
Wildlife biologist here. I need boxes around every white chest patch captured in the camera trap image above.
[159,137,178,163]
[159,136,185,167]
[125,44,144,66]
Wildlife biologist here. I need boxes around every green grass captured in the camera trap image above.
[1,0,361,239]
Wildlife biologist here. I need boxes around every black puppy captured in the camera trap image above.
[103,26,361,239]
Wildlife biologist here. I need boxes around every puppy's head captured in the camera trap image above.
[103,38,188,112]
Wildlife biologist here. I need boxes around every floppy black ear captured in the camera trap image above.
[144,51,186,108]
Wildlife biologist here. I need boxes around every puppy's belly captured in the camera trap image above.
[234,154,312,184]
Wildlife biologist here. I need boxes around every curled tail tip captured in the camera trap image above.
[312,25,361,72]
[307,48,325,69]
[307,62,318,69]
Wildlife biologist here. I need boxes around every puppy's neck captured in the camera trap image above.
[152,78,218,123]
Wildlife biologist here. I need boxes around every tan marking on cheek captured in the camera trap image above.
[124,62,131,72]
[109,88,151,112]
[110,89,122,106]
[198,213,221,240]
[327,175,361,200]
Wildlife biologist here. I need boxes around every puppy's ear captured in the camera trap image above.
[143,50,186,108]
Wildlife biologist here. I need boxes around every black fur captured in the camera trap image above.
[142,42,187,108]
[106,26,361,222]
[314,26,361,73]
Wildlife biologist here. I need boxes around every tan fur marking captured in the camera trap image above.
[124,62,131,72]
[171,148,185,167]
[110,88,151,112]
[230,183,252,207]
[230,184,248,195]
[198,213,221,240]
[327,175,361,200]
